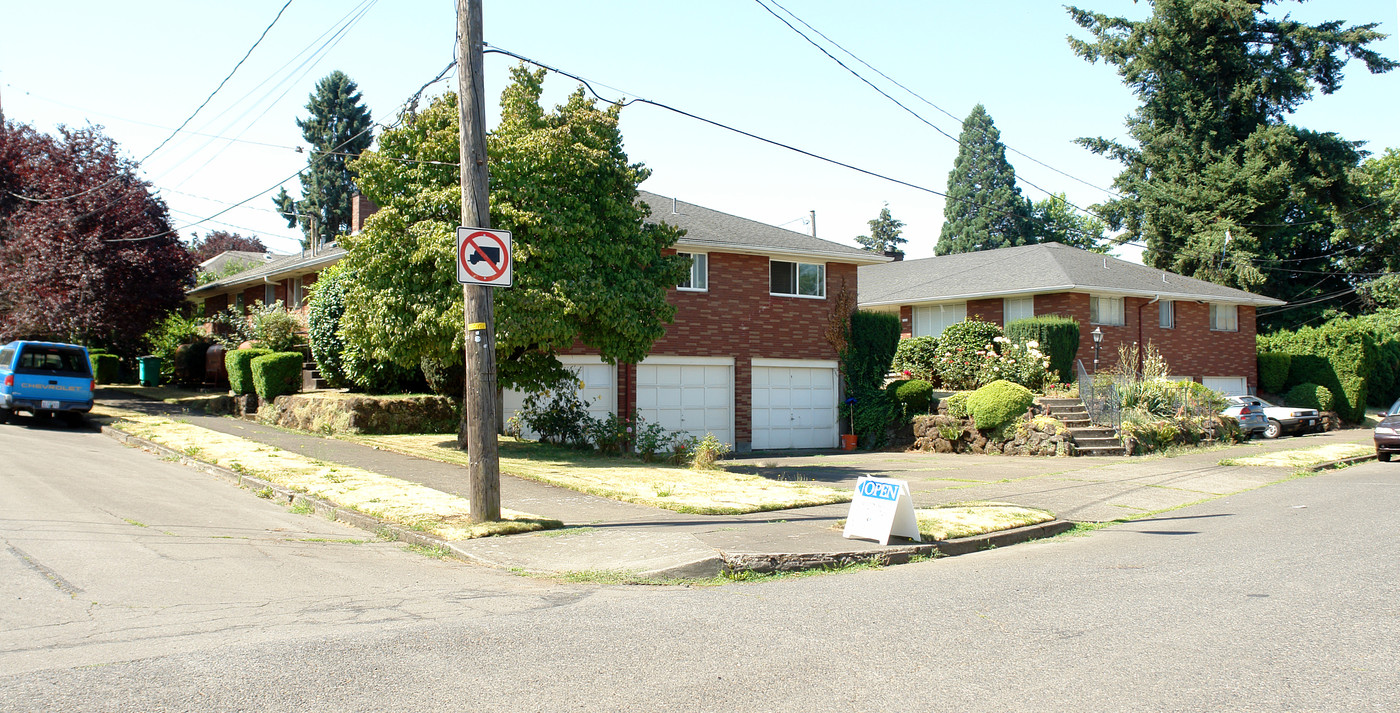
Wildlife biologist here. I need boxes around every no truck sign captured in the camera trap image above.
[456,227,513,287]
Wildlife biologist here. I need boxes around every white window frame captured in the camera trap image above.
[1003,296,1035,324]
[912,302,967,338]
[1090,295,1125,326]
[1210,303,1239,332]
[1159,300,1174,329]
[290,276,303,309]
[677,252,707,292]
[769,259,825,299]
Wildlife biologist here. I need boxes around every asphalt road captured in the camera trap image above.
[2,418,1397,712]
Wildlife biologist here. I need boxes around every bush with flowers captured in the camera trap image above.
[935,318,1003,390]
[974,336,1055,391]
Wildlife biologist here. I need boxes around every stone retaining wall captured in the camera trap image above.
[911,414,1075,456]
[256,394,459,435]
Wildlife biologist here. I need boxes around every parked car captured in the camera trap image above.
[1229,395,1320,439]
[0,341,95,426]
[1221,396,1268,438]
[1376,397,1400,463]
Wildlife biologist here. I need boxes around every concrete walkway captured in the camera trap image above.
[95,388,1375,578]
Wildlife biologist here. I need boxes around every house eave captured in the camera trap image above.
[675,238,891,265]
[858,284,1286,309]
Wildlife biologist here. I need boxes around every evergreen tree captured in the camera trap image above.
[1032,193,1107,253]
[273,70,373,249]
[936,104,1035,256]
[1068,1,1395,322]
[855,203,906,253]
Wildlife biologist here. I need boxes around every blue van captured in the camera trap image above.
[0,341,95,425]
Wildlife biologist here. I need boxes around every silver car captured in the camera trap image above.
[1221,396,1268,438]
[1230,395,1321,439]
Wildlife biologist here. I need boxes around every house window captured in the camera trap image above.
[677,253,707,291]
[264,283,276,306]
[912,303,967,338]
[770,260,825,298]
[1004,297,1034,324]
[1210,303,1238,332]
[1090,295,1124,326]
[290,276,303,309]
[1159,300,1174,329]
[235,294,244,311]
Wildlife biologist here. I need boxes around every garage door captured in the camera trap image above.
[635,357,733,445]
[1201,376,1248,396]
[751,359,839,450]
[502,355,616,441]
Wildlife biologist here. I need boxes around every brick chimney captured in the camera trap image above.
[350,193,380,234]
[882,249,904,261]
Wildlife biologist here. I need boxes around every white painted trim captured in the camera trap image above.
[752,358,839,369]
[858,285,1284,308]
[639,355,734,366]
[557,355,617,414]
[671,240,890,266]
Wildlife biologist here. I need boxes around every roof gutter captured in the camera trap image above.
[858,284,1285,308]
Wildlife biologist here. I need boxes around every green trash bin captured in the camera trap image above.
[138,356,161,387]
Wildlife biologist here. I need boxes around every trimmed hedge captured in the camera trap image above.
[1005,315,1080,384]
[89,352,120,384]
[1286,382,1334,412]
[845,311,901,390]
[251,352,304,401]
[1257,352,1291,395]
[966,379,1035,430]
[1257,319,1376,423]
[226,348,274,395]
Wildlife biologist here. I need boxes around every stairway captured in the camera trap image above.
[1037,397,1127,456]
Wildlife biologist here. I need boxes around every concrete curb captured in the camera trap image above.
[1308,453,1376,471]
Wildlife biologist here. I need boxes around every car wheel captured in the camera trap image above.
[0,408,9,424]
[1381,452,1393,463]
[1264,419,1282,439]
[63,412,85,428]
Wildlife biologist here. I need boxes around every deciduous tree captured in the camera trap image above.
[339,65,688,398]
[1032,193,1107,253]
[187,230,266,263]
[0,121,196,355]
[936,104,1035,255]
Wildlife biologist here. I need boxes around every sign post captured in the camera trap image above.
[843,476,921,545]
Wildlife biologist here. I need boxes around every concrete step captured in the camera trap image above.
[1078,445,1127,456]
[1070,426,1117,437]
[1074,437,1124,448]
[1037,397,1083,407]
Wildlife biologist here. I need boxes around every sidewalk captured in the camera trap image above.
[95,388,1373,579]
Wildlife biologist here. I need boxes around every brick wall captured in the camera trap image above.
[571,253,856,448]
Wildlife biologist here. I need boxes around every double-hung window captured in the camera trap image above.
[1089,295,1125,326]
[264,283,277,306]
[1004,296,1034,324]
[1159,300,1175,329]
[1210,303,1238,332]
[770,260,825,298]
[912,303,967,338]
[677,252,707,291]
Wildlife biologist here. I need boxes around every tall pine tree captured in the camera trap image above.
[936,104,1035,256]
[855,203,906,254]
[274,70,373,249]
[1068,1,1395,324]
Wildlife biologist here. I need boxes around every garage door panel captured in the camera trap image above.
[751,363,839,450]
[636,362,733,445]
[1202,377,1247,396]
[503,358,616,442]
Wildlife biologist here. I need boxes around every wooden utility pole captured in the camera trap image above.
[456,0,501,522]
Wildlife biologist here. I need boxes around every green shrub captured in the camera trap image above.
[891,336,941,382]
[421,355,465,399]
[226,348,273,395]
[844,311,901,391]
[143,311,207,381]
[889,379,934,416]
[849,386,898,448]
[1122,379,1226,417]
[945,391,971,419]
[1005,316,1079,384]
[966,380,1034,430]
[89,353,120,384]
[250,352,303,401]
[935,318,1003,390]
[248,300,303,352]
[1286,382,1334,412]
[307,263,352,388]
[1256,352,1291,394]
[978,336,1053,390]
[1257,318,1376,422]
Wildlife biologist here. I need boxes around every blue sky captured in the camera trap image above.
[2,1,1395,259]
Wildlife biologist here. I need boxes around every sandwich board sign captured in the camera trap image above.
[843,476,921,545]
[457,227,513,287]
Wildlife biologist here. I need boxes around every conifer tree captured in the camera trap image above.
[855,203,906,254]
[274,70,373,248]
[936,104,1034,255]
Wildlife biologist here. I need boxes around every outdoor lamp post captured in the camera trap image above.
[1091,327,1104,374]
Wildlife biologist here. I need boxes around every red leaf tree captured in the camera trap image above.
[0,121,196,356]
[188,230,267,263]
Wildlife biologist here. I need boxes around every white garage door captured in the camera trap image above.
[751,359,839,450]
[635,356,733,445]
[502,355,616,441]
[1201,376,1248,396]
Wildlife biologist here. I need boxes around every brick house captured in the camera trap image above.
[857,242,1285,395]
[187,243,342,324]
[505,192,891,452]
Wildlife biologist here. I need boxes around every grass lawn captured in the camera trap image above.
[93,405,561,539]
[1219,442,1372,468]
[915,502,1055,540]
[345,433,853,515]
